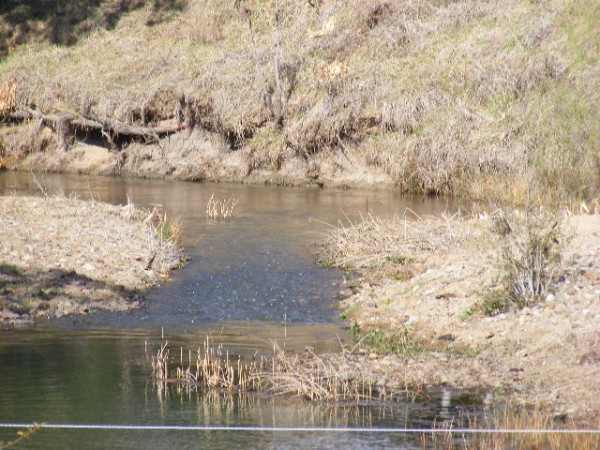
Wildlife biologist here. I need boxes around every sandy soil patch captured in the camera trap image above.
[323,212,600,422]
[0,195,184,326]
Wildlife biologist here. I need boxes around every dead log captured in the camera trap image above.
[8,108,187,150]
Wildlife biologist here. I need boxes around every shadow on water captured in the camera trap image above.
[0,172,486,448]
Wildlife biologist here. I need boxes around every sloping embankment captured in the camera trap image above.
[0,0,598,200]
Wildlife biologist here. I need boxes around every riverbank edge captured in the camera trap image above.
[0,195,185,327]
[317,212,600,425]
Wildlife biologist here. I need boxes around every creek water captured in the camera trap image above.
[0,172,483,449]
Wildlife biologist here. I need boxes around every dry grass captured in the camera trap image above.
[258,346,380,402]
[146,333,412,402]
[205,193,238,219]
[1,0,599,200]
[321,210,484,270]
[0,75,16,117]
[122,198,184,272]
[422,405,600,450]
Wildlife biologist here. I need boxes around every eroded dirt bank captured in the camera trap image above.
[0,195,184,326]
[319,213,600,422]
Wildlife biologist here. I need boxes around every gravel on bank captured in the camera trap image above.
[321,212,600,423]
[0,195,184,326]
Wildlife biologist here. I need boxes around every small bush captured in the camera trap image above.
[488,208,568,314]
[481,289,511,316]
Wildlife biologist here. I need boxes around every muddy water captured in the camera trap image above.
[0,172,481,448]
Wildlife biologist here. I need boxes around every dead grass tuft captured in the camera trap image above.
[0,76,17,117]
[422,405,600,450]
[147,333,417,402]
[205,193,238,219]
[322,210,483,270]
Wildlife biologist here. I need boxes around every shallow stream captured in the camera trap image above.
[0,172,483,448]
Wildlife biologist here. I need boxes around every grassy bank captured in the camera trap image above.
[0,0,598,201]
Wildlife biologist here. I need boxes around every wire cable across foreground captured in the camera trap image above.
[1,423,600,434]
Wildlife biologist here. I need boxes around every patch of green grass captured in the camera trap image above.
[34,287,63,300]
[339,304,359,320]
[155,217,182,243]
[407,124,424,136]
[385,255,414,265]
[481,289,511,316]
[381,298,393,306]
[317,258,335,268]
[560,0,600,68]
[460,306,477,321]
[437,343,480,359]
[360,328,424,357]
[390,271,412,282]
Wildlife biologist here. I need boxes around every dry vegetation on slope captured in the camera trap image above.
[0,0,599,200]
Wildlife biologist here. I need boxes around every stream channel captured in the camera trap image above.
[0,172,485,449]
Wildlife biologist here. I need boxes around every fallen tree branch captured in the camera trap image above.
[8,108,187,150]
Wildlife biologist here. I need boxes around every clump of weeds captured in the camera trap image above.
[483,208,569,315]
[355,326,424,357]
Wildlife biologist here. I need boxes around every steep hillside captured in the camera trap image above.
[0,0,598,201]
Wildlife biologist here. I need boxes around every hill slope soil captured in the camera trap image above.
[0,195,184,326]
[0,0,599,201]
[320,211,600,422]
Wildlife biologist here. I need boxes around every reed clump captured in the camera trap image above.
[206,194,238,220]
[147,334,406,403]
[147,335,257,392]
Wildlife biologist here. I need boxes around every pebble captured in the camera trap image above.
[405,316,418,325]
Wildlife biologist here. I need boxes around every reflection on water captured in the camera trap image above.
[0,327,484,449]
[0,172,478,448]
